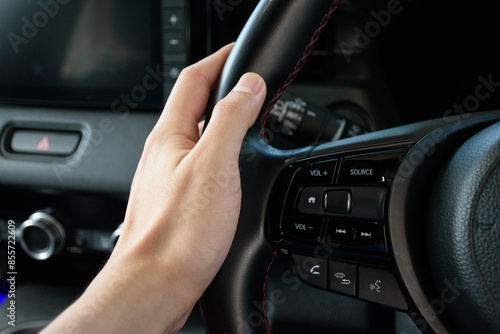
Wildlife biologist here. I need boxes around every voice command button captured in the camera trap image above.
[358,265,408,310]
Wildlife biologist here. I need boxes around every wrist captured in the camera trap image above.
[42,248,196,334]
[97,249,197,333]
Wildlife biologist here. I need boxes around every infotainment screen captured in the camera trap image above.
[0,0,171,109]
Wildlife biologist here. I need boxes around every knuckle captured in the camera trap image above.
[177,65,207,85]
[144,132,157,149]
[216,92,247,113]
[144,129,164,150]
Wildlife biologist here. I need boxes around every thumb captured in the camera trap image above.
[197,73,267,161]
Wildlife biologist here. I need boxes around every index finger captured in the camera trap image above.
[156,43,235,145]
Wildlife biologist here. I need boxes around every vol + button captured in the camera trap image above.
[295,160,336,185]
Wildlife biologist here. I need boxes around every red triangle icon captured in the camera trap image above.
[35,135,51,152]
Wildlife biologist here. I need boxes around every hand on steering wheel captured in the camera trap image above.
[41,44,267,334]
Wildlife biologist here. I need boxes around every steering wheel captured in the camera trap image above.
[199,1,500,333]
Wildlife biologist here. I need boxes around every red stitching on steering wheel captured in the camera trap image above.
[263,247,279,333]
[259,0,342,144]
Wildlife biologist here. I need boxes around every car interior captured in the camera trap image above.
[0,0,499,333]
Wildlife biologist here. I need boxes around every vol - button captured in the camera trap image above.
[282,216,323,243]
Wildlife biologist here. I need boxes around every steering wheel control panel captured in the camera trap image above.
[268,146,410,310]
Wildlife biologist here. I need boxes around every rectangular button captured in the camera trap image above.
[338,150,406,185]
[325,221,356,245]
[163,8,185,30]
[353,223,386,250]
[294,160,336,185]
[291,254,327,289]
[358,265,408,310]
[11,130,80,156]
[296,187,325,215]
[349,187,387,220]
[329,261,357,296]
[282,216,323,243]
[164,32,185,53]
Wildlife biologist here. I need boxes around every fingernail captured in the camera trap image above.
[233,73,264,94]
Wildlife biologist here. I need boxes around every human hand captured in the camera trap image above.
[42,44,266,334]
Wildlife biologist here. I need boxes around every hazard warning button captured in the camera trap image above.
[10,130,81,156]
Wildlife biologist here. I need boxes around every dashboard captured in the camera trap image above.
[0,0,499,333]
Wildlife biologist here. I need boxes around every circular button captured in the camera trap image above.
[18,212,65,260]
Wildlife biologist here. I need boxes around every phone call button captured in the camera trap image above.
[291,254,327,289]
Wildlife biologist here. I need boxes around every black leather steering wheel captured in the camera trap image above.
[199,1,500,333]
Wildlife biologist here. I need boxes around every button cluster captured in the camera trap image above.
[279,150,405,252]
[162,0,188,98]
[291,254,408,310]
[325,220,385,250]
[269,148,409,312]
[297,186,387,220]
[280,149,406,253]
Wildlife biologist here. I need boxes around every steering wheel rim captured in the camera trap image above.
[199,1,500,333]
[200,1,339,332]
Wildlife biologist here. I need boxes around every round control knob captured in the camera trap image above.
[109,223,123,251]
[18,212,66,260]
